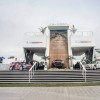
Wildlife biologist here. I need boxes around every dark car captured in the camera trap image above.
[22,62,32,70]
[52,59,64,68]
[38,62,45,70]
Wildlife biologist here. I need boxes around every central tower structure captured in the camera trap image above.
[48,24,69,68]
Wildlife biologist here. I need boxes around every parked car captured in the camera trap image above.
[52,59,64,68]
[84,62,96,70]
[9,62,23,70]
[9,61,32,71]
[82,60,100,70]
[74,62,80,69]
[21,62,32,70]
[95,61,100,69]
[38,62,45,70]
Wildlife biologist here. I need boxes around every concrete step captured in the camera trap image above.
[0,70,100,83]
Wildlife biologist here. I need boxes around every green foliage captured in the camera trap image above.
[8,56,15,59]
[0,82,100,87]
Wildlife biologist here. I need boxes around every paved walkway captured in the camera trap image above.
[0,86,100,100]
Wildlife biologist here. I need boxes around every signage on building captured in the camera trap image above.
[75,41,91,43]
[26,41,43,44]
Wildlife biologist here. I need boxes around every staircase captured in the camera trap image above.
[0,70,100,83]
[31,70,84,82]
[86,70,100,82]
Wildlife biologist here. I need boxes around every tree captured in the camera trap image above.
[42,56,50,62]
[69,25,77,35]
[8,56,15,59]
[0,56,5,63]
[38,27,47,35]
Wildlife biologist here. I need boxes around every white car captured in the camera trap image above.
[84,63,96,70]
[96,61,100,69]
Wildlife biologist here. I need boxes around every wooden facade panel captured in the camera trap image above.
[49,34,69,68]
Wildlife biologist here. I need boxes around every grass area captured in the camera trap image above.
[0,82,100,87]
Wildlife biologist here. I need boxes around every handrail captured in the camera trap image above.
[29,62,37,83]
[80,62,87,82]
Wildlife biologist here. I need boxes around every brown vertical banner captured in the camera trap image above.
[49,30,69,69]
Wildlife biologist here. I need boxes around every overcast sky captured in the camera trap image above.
[0,0,100,58]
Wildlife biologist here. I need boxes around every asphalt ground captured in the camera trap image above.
[0,86,100,100]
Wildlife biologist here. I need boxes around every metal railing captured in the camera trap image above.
[80,62,87,82]
[29,62,37,83]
